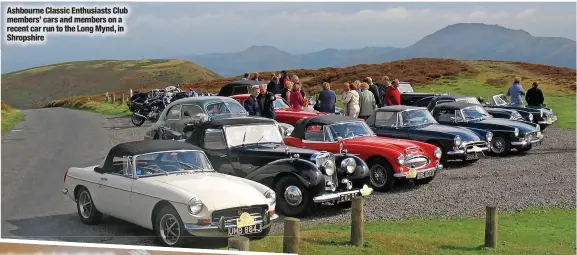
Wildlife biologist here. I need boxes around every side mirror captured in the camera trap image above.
[94,167,103,173]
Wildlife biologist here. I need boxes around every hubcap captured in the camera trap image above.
[159,214,180,246]
[370,165,387,187]
[492,137,506,153]
[284,185,303,207]
[78,191,92,218]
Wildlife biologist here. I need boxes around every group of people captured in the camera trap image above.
[507,77,545,107]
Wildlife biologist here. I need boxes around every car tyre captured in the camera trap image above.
[76,187,103,225]
[428,141,447,165]
[131,113,146,126]
[490,135,511,156]
[274,175,313,217]
[367,158,396,192]
[154,205,190,247]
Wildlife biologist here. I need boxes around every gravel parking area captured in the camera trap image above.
[105,116,576,234]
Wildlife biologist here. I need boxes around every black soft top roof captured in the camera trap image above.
[433,101,479,110]
[224,80,262,87]
[375,105,418,112]
[290,115,363,139]
[110,140,201,156]
[186,117,277,146]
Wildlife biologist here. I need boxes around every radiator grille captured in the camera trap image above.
[211,205,267,224]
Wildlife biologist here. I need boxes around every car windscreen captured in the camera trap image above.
[456,97,481,105]
[224,124,284,147]
[401,109,438,127]
[398,83,414,93]
[461,106,491,120]
[274,98,290,109]
[327,121,375,140]
[205,101,248,117]
[134,150,214,177]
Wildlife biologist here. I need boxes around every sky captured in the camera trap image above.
[1,2,576,73]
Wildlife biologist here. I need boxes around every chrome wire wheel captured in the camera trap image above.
[370,165,387,188]
[284,185,303,207]
[159,214,181,246]
[491,137,506,154]
[78,191,92,219]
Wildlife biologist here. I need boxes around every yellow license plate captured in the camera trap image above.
[537,132,542,137]
[547,119,553,124]
[407,168,417,179]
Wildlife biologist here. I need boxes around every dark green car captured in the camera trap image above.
[431,101,543,156]
[485,94,557,130]
[145,96,294,140]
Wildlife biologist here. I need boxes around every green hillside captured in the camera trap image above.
[1,59,222,109]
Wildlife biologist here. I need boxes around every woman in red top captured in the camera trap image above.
[289,83,305,111]
[384,79,401,105]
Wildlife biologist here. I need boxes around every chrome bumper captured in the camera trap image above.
[313,189,361,203]
[183,213,278,237]
[511,135,544,146]
[394,163,443,178]
[446,145,489,156]
[538,115,557,124]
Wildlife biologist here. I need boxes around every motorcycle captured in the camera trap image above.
[129,92,166,126]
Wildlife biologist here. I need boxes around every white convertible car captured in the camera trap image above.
[63,140,278,247]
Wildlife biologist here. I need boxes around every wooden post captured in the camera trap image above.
[130,89,133,98]
[112,93,116,103]
[484,205,498,248]
[122,94,125,104]
[283,217,300,254]
[105,92,109,102]
[351,196,364,246]
[228,236,249,251]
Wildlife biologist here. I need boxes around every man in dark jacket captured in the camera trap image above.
[365,77,382,107]
[279,70,289,88]
[316,82,336,113]
[258,84,276,119]
[267,76,281,95]
[525,82,544,107]
[244,86,261,116]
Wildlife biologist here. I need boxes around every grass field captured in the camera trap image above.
[46,95,131,116]
[248,207,575,255]
[1,101,24,134]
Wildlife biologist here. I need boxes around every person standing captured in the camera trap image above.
[292,75,305,98]
[250,72,261,81]
[364,77,382,108]
[243,86,261,116]
[506,77,526,106]
[358,82,376,120]
[316,82,336,113]
[289,83,305,111]
[342,83,360,117]
[279,70,290,88]
[241,73,250,80]
[384,79,401,106]
[379,76,391,101]
[525,82,544,107]
[281,81,293,102]
[267,75,281,95]
[258,83,276,119]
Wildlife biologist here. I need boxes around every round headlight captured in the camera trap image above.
[514,128,519,137]
[322,160,336,176]
[264,190,276,205]
[528,113,534,122]
[397,154,405,165]
[454,135,462,147]
[539,109,544,117]
[188,197,203,215]
[486,131,493,142]
[434,147,442,159]
[341,158,356,174]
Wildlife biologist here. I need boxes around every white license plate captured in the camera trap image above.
[465,153,479,160]
[338,192,357,203]
[228,224,262,236]
[417,170,435,179]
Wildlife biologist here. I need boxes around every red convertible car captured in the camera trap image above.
[283,115,443,191]
[231,94,327,126]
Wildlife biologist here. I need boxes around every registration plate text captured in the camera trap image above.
[417,170,435,179]
[228,224,262,236]
[338,192,357,203]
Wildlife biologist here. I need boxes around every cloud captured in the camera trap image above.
[516,8,536,18]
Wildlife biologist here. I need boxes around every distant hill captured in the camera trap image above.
[1,59,222,109]
[175,23,576,77]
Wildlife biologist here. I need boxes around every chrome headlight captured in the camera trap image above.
[187,197,203,215]
[454,135,462,147]
[514,128,519,137]
[264,190,276,206]
[528,113,533,122]
[434,147,442,159]
[341,158,356,174]
[397,154,405,165]
[539,109,543,117]
[322,160,336,176]
[486,131,493,142]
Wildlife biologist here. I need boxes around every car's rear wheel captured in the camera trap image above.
[274,176,313,217]
[76,187,102,225]
[367,158,395,192]
[154,205,190,247]
[490,135,511,156]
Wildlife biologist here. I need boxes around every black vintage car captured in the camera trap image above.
[184,117,373,217]
[418,95,534,124]
[365,106,491,164]
[217,80,262,97]
[398,82,447,106]
[485,94,557,130]
[431,102,543,156]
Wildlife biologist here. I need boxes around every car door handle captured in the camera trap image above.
[101,177,108,181]
[220,154,227,158]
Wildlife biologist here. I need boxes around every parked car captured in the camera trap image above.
[144,96,294,140]
[420,95,533,123]
[184,117,373,217]
[283,115,443,191]
[431,102,543,156]
[365,106,491,164]
[231,94,329,126]
[62,140,278,247]
[398,82,447,106]
[217,80,262,97]
[485,94,557,130]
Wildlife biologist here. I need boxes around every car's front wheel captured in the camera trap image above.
[274,176,313,217]
[490,135,511,156]
[76,187,102,225]
[154,205,190,247]
[367,158,395,192]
